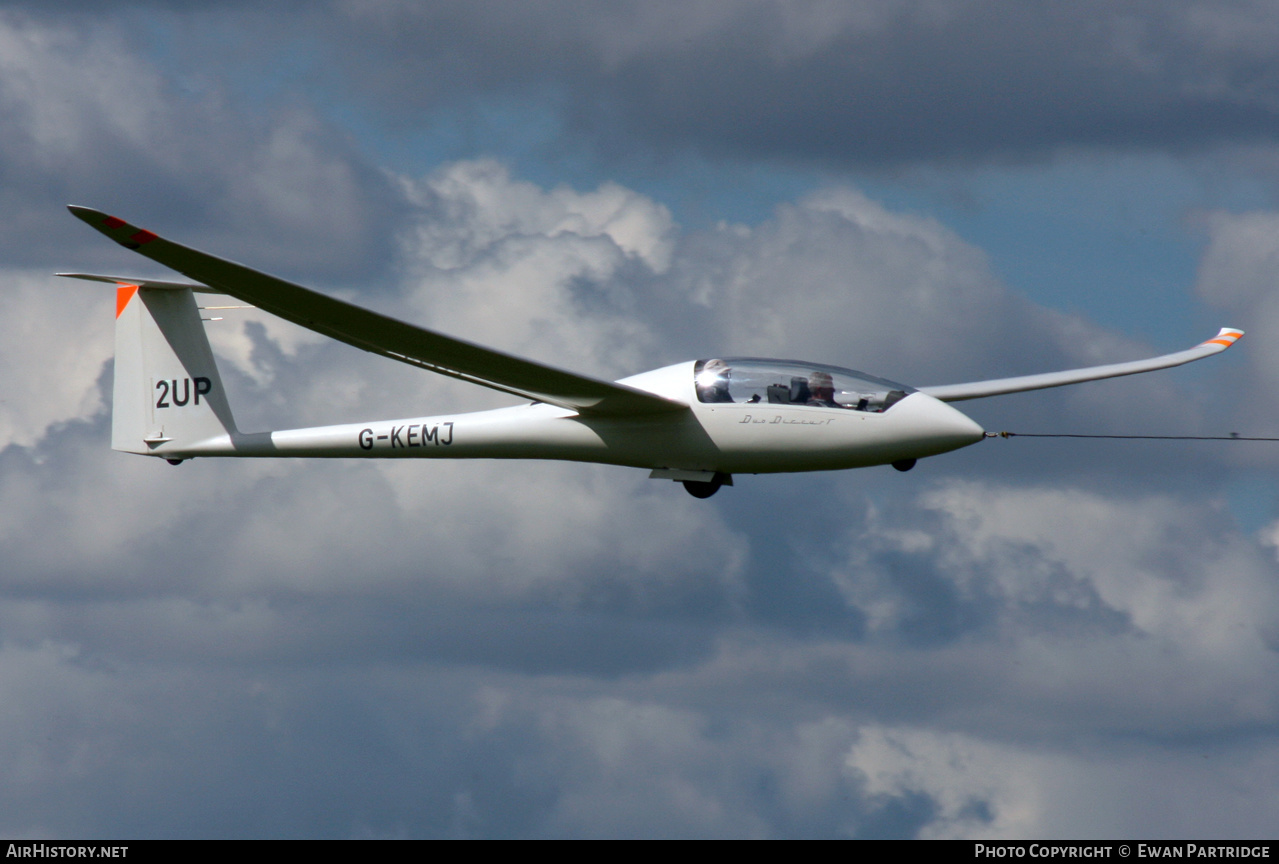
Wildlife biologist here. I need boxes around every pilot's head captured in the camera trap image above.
[696,358,732,402]
[698,358,730,385]
[809,370,834,401]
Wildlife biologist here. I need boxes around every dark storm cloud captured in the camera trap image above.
[324,0,1279,167]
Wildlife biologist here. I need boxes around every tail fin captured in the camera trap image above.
[80,277,238,455]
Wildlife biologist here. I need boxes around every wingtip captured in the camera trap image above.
[66,206,160,250]
[67,204,102,220]
[67,204,121,230]
[1203,327,1244,349]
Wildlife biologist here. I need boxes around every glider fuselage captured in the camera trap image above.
[150,361,986,474]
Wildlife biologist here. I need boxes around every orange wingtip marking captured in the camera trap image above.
[115,284,138,318]
[1202,330,1243,347]
[102,215,126,229]
[129,229,157,245]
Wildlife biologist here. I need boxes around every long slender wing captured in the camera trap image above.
[67,206,687,416]
[919,329,1244,402]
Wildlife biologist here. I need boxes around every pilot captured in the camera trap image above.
[806,371,842,408]
[696,359,735,403]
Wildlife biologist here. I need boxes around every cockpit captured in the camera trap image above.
[694,359,914,413]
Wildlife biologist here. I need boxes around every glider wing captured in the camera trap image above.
[67,206,687,416]
[920,329,1244,402]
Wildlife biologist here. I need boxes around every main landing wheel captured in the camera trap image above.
[683,478,722,498]
[891,458,917,472]
[680,471,733,498]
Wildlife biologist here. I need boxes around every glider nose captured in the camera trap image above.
[896,392,985,455]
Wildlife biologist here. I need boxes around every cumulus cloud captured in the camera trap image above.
[1196,209,1279,408]
[394,160,675,381]
[826,480,1279,722]
[847,724,1279,838]
[0,272,111,449]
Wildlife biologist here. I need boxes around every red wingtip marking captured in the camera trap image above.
[102,216,126,229]
[115,284,138,318]
[129,229,157,245]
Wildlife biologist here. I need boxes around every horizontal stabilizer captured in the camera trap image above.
[67,206,687,417]
[920,328,1244,402]
[57,272,223,293]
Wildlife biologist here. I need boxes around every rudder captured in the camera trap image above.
[112,283,237,455]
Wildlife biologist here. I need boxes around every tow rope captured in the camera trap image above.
[987,431,1279,441]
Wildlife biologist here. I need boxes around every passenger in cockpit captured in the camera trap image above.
[806,371,843,408]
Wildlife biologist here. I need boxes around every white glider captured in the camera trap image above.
[64,206,1243,497]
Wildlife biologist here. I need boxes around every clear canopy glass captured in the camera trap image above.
[694,358,914,413]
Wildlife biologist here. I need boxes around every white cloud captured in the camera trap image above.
[847,724,1279,838]
[392,160,673,380]
[1196,210,1279,309]
[1196,210,1279,426]
[848,725,1052,838]
[822,478,1279,747]
[404,160,675,273]
[0,272,111,449]
[0,14,168,170]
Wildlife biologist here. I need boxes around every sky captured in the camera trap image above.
[3,0,1279,839]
